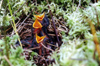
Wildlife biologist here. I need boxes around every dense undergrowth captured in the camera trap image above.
[0,0,100,66]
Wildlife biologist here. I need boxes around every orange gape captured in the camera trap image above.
[33,19,42,29]
[34,13,45,21]
[36,33,46,43]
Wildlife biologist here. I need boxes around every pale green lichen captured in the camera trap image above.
[67,11,90,37]
[51,37,98,66]
[51,1,100,66]
[83,2,100,25]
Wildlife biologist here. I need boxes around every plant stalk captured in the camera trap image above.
[88,18,100,62]
[7,0,22,48]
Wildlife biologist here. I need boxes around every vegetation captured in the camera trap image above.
[0,0,100,66]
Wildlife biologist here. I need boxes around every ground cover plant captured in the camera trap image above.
[0,0,100,66]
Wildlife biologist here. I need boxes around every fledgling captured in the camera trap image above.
[34,13,53,43]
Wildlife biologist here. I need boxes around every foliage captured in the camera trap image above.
[0,0,100,66]
[83,2,100,25]
[66,11,90,37]
[52,38,98,66]
[51,1,100,66]
[0,0,35,66]
[0,35,36,66]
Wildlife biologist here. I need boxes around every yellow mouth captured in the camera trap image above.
[33,19,42,28]
[34,12,45,21]
[36,33,46,43]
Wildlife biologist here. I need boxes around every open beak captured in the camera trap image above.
[34,13,45,21]
[36,33,46,43]
[33,19,42,28]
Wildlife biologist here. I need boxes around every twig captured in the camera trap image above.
[18,13,31,33]
[11,0,29,35]
[46,43,58,48]
[5,26,12,32]
[30,47,40,50]
[51,16,60,45]
[24,49,33,52]
[46,0,60,45]
[11,12,31,35]
[3,55,13,66]
[18,7,35,33]
[11,0,27,35]
[41,43,54,52]
[38,55,45,60]
[16,18,22,27]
